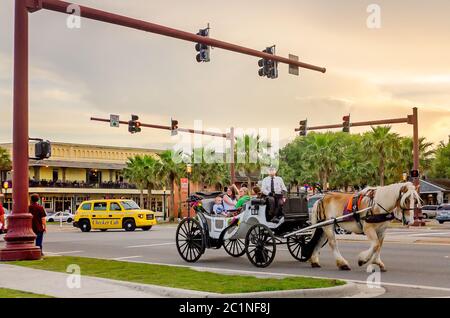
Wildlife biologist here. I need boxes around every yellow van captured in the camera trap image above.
[73,199,157,232]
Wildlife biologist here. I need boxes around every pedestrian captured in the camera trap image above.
[0,196,5,234]
[29,193,47,254]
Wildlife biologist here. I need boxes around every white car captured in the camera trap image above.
[46,212,74,223]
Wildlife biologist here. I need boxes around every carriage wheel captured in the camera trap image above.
[176,218,205,263]
[223,239,246,258]
[245,224,276,268]
[287,232,312,262]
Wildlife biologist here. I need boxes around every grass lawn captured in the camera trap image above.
[0,288,52,298]
[12,256,344,294]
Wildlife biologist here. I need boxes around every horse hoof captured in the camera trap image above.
[311,263,321,268]
[380,267,387,273]
[358,260,365,267]
[339,264,351,271]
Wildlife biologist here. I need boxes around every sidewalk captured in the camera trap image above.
[0,264,364,298]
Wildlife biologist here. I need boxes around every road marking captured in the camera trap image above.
[125,242,174,249]
[48,250,83,255]
[119,259,450,293]
[407,232,450,237]
[111,256,142,261]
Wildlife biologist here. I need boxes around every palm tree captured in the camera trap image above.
[399,137,435,177]
[123,156,147,208]
[142,155,161,210]
[362,126,401,186]
[235,134,271,187]
[0,147,12,183]
[430,140,450,178]
[157,150,184,221]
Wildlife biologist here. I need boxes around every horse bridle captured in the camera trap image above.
[375,188,417,223]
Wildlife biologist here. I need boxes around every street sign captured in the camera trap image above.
[288,54,299,76]
[110,114,120,128]
[180,178,189,190]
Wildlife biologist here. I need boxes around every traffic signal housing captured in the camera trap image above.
[35,140,52,160]
[171,118,179,136]
[343,115,351,133]
[128,115,142,134]
[298,120,308,136]
[258,46,278,79]
[410,169,420,179]
[195,27,210,63]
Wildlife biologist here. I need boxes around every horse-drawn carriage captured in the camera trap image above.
[175,182,421,271]
[175,192,316,268]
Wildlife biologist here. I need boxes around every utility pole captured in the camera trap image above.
[295,107,424,226]
[91,117,237,185]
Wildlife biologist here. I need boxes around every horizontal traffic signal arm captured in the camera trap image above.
[91,117,228,138]
[27,0,326,74]
[305,116,411,131]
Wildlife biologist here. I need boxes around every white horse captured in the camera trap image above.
[309,182,421,271]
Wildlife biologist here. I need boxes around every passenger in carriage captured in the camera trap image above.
[235,187,251,209]
[223,185,238,211]
[212,196,227,216]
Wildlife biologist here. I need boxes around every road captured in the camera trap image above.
[2,224,450,297]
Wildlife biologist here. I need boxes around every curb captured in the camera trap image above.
[93,276,359,298]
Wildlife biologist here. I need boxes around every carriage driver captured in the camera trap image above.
[261,166,288,223]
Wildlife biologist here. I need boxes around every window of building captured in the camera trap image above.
[53,169,59,182]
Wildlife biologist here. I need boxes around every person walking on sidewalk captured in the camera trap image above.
[29,193,47,254]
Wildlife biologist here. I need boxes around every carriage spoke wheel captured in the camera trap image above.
[176,218,205,263]
[223,238,246,258]
[245,224,276,268]
[287,232,312,262]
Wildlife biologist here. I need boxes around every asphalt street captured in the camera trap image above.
[2,224,450,298]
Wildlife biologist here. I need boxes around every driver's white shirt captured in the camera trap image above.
[261,176,287,196]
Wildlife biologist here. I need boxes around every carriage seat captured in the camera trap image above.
[282,197,309,221]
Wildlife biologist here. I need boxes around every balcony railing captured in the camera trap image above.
[28,179,137,190]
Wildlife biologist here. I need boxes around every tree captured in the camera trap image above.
[157,150,184,220]
[142,155,161,210]
[0,147,12,183]
[123,155,147,208]
[399,137,435,177]
[235,134,271,187]
[362,126,401,186]
[430,141,450,178]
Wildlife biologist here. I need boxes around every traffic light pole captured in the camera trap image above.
[90,117,237,185]
[295,107,424,226]
[30,0,326,74]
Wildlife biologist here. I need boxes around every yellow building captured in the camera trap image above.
[0,142,168,215]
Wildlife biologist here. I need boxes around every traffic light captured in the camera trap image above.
[128,115,142,134]
[171,118,179,136]
[410,169,420,179]
[195,26,210,63]
[299,120,308,136]
[35,141,52,160]
[342,115,351,133]
[258,46,278,79]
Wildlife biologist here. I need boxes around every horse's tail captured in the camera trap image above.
[301,198,326,261]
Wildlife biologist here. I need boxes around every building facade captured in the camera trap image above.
[420,179,450,205]
[1,142,168,216]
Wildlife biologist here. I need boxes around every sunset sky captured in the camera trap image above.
[1,0,449,151]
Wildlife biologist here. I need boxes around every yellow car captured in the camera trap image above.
[73,199,157,232]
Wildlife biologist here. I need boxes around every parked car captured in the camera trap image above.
[436,204,450,224]
[421,205,439,219]
[46,211,74,223]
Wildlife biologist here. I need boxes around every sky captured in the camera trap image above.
[1,0,449,152]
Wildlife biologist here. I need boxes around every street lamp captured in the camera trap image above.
[186,164,192,218]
